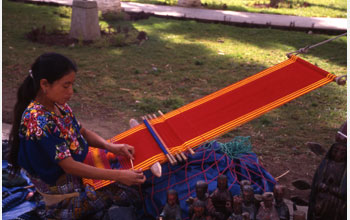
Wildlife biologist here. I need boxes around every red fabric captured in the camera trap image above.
[113,57,331,168]
[83,56,334,189]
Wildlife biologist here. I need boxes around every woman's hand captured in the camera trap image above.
[59,157,146,185]
[116,169,146,186]
[80,128,135,160]
[105,143,135,160]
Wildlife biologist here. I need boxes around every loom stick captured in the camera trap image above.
[158,110,195,156]
[142,117,176,165]
[148,114,178,164]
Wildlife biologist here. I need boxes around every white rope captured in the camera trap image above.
[286,32,347,58]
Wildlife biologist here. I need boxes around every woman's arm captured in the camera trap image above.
[59,157,146,186]
[80,127,134,159]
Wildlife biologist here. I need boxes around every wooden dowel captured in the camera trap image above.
[149,113,178,164]
[175,153,183,162]
[143,116,176,165]
[180,151,187,161]
[188,148,195,155]
[130,159,134,169]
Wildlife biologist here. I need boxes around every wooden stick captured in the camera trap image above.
[149,113,178,164]
[180,151,187,161]
[130,159,134,169]
[142,116,176,165]
[175,153,183,162]
[275,170,290,181]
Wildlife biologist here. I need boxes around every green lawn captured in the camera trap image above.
[3,0,346,156]
[123,0,347,18]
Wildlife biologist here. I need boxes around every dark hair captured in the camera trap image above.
[8,52,77,173]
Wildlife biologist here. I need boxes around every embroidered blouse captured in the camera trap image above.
[18,101,89,189]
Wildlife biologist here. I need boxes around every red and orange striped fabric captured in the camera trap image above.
[83,55,336,190]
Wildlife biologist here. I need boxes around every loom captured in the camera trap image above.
[83,55,338,190]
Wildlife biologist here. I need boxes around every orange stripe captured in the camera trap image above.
[132,76,334,171]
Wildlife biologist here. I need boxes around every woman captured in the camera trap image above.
[8,52,146,219]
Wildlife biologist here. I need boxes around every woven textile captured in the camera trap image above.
[83,55,335,189]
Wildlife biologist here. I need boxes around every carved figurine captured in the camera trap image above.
[307,121,346,220]
[239,180,251,195]
[210,175,233,220]
[256,192,279,220]
[307,142,346,219]
[242,212,250,220]
[159,189,182,220]
[191,200,212,220]
[187,181,215,219]
[273,184,290,220]
[228,196,244,220]
[241,185,257,220]
[293,210,306,220]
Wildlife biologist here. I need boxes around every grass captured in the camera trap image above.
[3,0,346,157]
[122,0,347,18]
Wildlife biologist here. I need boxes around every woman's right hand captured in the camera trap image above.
[116,169,146,186]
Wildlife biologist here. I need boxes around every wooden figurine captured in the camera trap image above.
[159,189,182,220]
[187,181,215,219]
[241,185,257,220]
[228,196,245,220]
[256,192,279,220]
[307,121,346,220]
[273,184,290,220]
[239,180,251,195]
[307,142,346,220]
[191,200,212,220]
[210,174,233,220]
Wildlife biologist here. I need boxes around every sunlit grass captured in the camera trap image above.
[3,0,346,152]
[123,0,346,18]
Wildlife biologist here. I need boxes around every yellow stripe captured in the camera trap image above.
[198,78,332,140]
[147,57,297,121]
[110,56,300,143]
[133,75,334,171]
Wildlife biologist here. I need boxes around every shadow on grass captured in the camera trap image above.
[99,16,346,145]
[3,0,346,147]
[130,17,346,67]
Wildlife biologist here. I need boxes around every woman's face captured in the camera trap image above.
[45,71,76,105]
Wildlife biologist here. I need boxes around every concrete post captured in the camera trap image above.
[69,0,101,41]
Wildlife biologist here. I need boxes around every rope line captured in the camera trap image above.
[286,32,347,57]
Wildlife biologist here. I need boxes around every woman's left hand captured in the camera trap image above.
[106,143,135,160]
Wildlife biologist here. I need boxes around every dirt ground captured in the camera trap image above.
[3,84,326,210]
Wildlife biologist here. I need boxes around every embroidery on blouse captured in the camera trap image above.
[21,101,86,157]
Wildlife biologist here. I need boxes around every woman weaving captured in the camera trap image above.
[8,52,146,219]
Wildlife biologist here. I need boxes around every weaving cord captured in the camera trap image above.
[286,33,347,85]
[203,136,253,159]
[286,32,347,57]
